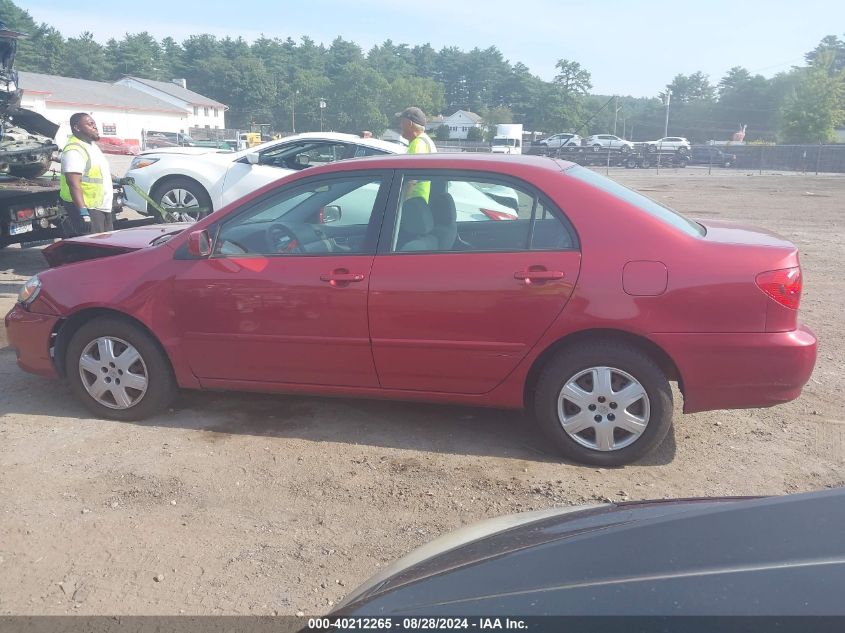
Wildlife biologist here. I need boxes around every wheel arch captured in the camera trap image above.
[53,307,175,380]
[523,328,683,409]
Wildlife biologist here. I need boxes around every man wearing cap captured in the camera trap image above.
[397,106,436,201]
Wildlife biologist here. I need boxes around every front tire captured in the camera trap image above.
[534,342,673,466]
[151,177,212,223]
[65,317,177,420]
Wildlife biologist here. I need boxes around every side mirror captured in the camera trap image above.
[187,229,211,257]
[320,205,342,224]
[246,152,260,165]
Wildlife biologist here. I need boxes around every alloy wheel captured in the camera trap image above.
[78,336,149,410]
[556,366,650,452]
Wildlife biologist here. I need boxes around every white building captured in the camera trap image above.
[425,110,483,140]
[114,76,227,130]
[19,71,189,147]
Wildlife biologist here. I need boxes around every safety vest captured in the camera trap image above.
[408,132,436,155]
[59,135,105,208]
[406,133,437,201]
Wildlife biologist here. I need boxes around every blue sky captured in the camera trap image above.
[19,0,845,97]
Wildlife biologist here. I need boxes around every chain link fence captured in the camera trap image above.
[432,140,845,173]
[728,144,845,174]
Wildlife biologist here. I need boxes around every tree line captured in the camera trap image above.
[2,0,842,143]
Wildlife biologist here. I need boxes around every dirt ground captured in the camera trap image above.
[1,166,843,615]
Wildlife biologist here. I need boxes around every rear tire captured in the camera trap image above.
[65,317,177,421]
[534,342,673,466]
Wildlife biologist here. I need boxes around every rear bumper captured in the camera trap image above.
[652,326,818,413]
[4,304,60,378]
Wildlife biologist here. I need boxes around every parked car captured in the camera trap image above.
[192,139,235,151]
[144,131,196,149]
[689,145,736,167]
[5,154,816,466]
[331,487,845,616]
[535,133,581,149]
[123,132,516,223]
[647,136,691,152]
[96,136,139,156]
[583,134,634,151]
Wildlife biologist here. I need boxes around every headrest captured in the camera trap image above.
[429,192,457,225]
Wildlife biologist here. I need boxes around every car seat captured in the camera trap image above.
[397,197,438,252]
[428,192,458,250]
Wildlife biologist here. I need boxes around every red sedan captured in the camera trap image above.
[4,155,817,466]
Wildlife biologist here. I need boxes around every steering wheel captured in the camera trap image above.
[267,223,306,254]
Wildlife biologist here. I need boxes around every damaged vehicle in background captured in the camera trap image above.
[1,21,59,179]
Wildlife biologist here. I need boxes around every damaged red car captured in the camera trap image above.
[4,154,817,466]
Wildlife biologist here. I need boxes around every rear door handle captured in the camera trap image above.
[320,270,365,286]
[514,270,565,284]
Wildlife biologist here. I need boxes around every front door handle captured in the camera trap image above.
[514,269,565,285]
[320,269,365,286]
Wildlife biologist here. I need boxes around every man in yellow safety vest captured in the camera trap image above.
[59,113,113,236]
[396,107,436,202]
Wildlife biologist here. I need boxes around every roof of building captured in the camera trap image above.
[446,110,483,123]
[119,76,226,108]
[19,71,184,114]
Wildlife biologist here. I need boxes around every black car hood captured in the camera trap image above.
[337,488,845,616]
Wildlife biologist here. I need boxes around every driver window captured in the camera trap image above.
[258,142,350,170]
[214,176,383,257]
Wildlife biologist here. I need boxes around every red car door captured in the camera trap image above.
[368,172,581,394]
[171,173,390,388]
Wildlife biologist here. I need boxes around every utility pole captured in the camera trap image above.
[291,89,299,134]
[663,91,671,137]
[613,96,620,136]
[319,98,326,132]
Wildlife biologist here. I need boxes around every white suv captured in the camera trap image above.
[584,134,634,151]
[536,133,581,148]
[647,137,691,152]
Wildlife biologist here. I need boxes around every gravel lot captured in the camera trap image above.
[1,165,843,615]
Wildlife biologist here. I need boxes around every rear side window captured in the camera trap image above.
[566,165,704,237]
[390,173,577,253]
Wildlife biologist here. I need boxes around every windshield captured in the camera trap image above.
[492,138,518,147]
[566,165,705,237]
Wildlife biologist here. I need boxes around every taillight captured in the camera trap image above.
[15,208,35,221]
[756,267,802,310]
[480,208,515,221]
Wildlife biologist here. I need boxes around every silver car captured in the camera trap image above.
[584,134,634,151]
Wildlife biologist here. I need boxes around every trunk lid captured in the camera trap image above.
[698,218,796,250]
[696,219,803,332]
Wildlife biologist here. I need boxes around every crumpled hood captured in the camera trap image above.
[42,223,191,267]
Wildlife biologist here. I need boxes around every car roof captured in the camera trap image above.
[243,132,406,156]
[299,152,574,177]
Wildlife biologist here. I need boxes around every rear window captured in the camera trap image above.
[566,166,704,237]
